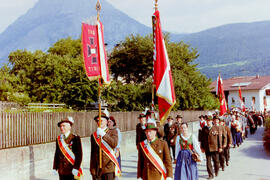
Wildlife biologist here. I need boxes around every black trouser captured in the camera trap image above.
[205,151,219,177]
[168,143,175,160]
[219,151,225,169]
[92,172,115,180]
[224,147,230,164]
[59,174,74,180]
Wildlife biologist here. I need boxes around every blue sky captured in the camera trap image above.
[1,0,270,34]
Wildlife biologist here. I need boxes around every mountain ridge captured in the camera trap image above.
[0,0,270,79]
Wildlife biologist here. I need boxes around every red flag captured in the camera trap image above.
[238,86,246,112]
[153,10,176,124]
[81,21,110,85]
[216,74,227,116]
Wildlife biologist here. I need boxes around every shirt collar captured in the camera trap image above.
[64,131,70,139]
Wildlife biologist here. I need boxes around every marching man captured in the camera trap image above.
[53,117,83,180]
[90,112,120,180]
[137,120,173,180]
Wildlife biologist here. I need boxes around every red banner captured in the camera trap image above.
[216,74,227,116]
[81,22,110,85]
[153,10,176,124]
[238,86,246,112]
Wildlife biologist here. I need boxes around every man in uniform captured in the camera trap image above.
[201,117,222,179]
[137,121,173,180]
[90,113,119,180]
[213,116,227,171]
[164,116,178,160]
[198,115,206,143]
[174,114,183,135]
[221,118,232,166]
[53,117,83,180]
[136,113,147,149]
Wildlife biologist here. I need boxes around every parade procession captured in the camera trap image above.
[51,0,268,180]
[1,0,270,180]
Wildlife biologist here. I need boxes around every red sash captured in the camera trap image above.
[57,135,83,177]
[93,132,121,176]
[140,140,167,180]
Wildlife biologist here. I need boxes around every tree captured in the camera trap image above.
[109,34,219,110]
[109,34,153,83]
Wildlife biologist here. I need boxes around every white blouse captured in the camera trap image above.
[175,134,203,161]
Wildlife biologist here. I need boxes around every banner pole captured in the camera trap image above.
[96,0,102,171]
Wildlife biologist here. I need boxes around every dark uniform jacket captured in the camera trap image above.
[164,123,177,146]
[90,128,118,176]
[53,133,83,175]
[219,125,227,148]
[174,122,181,135]
[201,125,222,152]
[136,123,147,146]
[137,138,173,180]
[225,125,232,147]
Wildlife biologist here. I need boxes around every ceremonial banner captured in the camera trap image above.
[238,86,246,112]
[216,74,227,116]
[82,21,110,85]
[153,10,176,124]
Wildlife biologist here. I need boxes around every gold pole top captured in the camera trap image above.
[155,0,158,11]
[96,0,101,21]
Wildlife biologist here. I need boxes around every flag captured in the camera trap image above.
[81,21,110,85]
[153,10,176,124]
[216,74,227,116]
[238,86,246,112]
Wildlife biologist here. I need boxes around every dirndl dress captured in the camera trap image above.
[174,136,198,180]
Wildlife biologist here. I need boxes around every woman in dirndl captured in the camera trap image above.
[174,122,202,180]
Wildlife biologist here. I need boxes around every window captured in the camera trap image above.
[252,97,256,104]
[242,97,245,103]
[266,89,270,96]
[232,97,235,104]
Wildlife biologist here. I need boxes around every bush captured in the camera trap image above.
[263,118,270,155]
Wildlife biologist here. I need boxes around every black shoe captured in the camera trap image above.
[222,167,224,171]
[215,172,219,177]
[207,175,214,179]
[226,162,229,166]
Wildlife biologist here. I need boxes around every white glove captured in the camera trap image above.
[52,170,58,175]
[137,178,143,180]
[72,169,79,176]
[97,128,106,137]
[166,177,173,180]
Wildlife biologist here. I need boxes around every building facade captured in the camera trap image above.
[211,75,270,112]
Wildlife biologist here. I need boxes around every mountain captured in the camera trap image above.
[173,21,270,79]
[1,0,270,79]
[0,0,152,64]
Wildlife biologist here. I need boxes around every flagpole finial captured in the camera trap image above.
[155,0,158,11]
[96,0,101,21]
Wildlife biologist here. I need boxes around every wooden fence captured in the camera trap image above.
[0,111,207,150]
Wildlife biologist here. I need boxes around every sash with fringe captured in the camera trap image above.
[93,132,121,176]
[57,135,83,177]
[140,139,167,180]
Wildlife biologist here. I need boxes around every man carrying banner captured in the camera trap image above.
[53,117,83,180]
[137,121,173,180]
[90,112,120,180]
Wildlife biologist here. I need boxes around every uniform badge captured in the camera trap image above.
[159,150,162,153]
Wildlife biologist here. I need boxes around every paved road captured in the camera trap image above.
[41,126,270,180]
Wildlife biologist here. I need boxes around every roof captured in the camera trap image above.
[210,75,270,92]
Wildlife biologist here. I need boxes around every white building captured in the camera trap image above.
[211,75,270,112]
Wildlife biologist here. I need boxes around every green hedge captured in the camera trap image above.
[263,118,270,155]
